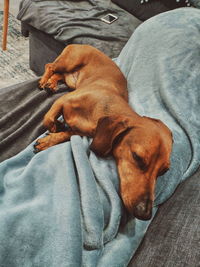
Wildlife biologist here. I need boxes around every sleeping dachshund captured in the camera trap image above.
[35,44,173,221]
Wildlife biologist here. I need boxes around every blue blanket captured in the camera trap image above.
[1,8,200,267]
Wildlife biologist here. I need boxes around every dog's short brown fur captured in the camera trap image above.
[35,44,173,220]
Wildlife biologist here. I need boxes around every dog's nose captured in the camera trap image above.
[133,198,152,221]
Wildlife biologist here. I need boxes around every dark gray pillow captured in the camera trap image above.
[190,0,200,8]
[111,0,192,21]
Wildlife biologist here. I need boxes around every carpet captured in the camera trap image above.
[0,11,36,89]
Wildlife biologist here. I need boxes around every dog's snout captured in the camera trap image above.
[133,198,152,221]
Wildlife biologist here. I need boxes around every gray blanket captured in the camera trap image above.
[0,80,66,162]
[17,0,141,58]
[0,7,200,267]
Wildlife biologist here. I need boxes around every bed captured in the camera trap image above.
[0,1,200,267]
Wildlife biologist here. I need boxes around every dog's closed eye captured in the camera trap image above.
[132,152,147,171]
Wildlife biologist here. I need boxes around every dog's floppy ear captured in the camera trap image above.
[90,116,131,157]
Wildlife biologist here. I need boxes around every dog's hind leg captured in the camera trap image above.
[45,73,65,92]
[39,63,55,89]
[39,44,89,89]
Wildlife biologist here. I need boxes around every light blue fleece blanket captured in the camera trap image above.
[1,8,200,267]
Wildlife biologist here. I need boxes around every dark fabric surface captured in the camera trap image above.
[129,167,200,267]
[17,0,141,59]
[159,0,191,9]
[111,0,192,21]
[28,25,66,75]
[0,78,66,162]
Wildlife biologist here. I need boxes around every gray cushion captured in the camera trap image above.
[129,167,200,266]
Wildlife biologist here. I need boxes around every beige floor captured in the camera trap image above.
[0,0,21,16]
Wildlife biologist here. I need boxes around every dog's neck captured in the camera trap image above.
[106,95,143,123]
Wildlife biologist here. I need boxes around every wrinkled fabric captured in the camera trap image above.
[17,0,141,58]
[0,79,66,162]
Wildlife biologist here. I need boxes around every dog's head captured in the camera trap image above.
[90,115,173,220]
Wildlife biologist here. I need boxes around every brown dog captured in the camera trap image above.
[35,44,173,220]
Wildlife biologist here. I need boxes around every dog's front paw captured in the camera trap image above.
[33,134,55,153]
